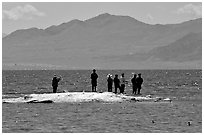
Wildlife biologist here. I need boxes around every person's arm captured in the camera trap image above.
[52,79,54,86]
[57,77,60,82]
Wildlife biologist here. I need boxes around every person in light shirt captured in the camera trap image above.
[120,73,127,94]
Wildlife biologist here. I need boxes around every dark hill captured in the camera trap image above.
[149,32,202,62]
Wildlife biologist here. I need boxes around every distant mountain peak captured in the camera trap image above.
[85,13,113,22]
[97,13,112,17]
[84,12,149,27]
[45,19,84,35]
[69,19,83,23]
[8,27,44,37]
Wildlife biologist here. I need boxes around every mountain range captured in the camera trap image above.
[2,13,202,69]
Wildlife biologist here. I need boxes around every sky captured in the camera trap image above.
[2,2,202,34]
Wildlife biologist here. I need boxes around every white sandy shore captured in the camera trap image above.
[2,92,172,103]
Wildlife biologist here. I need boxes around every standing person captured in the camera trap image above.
[114,74,120,94]
[136,73,143,95]
[131,74,137,95]
[52,74,61,93]
[91,69,98,92]
[120,73,127,94]
[107,74,113,92]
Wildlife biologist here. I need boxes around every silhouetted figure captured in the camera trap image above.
[136,73,143,94]
[107,74,113,92]
[120,73,126,94]
[52,75,61,93]
[91,69,98,92]
[131,74,137,95]
[114,74,120,94]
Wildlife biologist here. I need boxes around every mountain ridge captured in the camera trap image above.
[2,13,202,69]
[4,13,201,37]
[148,32,202,62]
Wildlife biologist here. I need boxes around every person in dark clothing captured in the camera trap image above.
[91,69,98,92]
[136,73,143,94]
[114,74,120,94]
[107,74,113,92]
[131,74,137,95]
[52,75,61,93]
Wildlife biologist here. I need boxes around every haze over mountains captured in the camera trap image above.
[2,33,7,38]
[2,13,202,69]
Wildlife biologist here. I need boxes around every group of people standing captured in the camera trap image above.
[52,69,143,95]
[91,69,143,95]
[107,73,126,94]
[131,73,143,95]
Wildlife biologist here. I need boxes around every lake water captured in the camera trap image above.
[2,70,202,132]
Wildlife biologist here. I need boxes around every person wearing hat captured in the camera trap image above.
[91,69,98,92]
[107,74,113,92]
[131,73,137,95]
[136,73,143,94]
[52,74,61,93]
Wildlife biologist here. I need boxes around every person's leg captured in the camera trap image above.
[110,86,112,92]
[135,86,138,94]
[132,86,134,94]
[138,85,141,94]
[121,85,123,93]
[53,86,57,93]
[92,85,94,92]
[93,82,97,92]
[108,85,110,92]
[133,86,136,94]
[135,86,137,94]
[121,84,125,93]
[118,86,120,93]
[115,86,117,94]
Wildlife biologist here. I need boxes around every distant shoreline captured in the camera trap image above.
[2,69,202,71]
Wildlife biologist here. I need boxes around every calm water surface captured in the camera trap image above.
[2,70,202,132]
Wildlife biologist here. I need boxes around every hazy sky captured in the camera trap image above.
[2,2,202,34]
